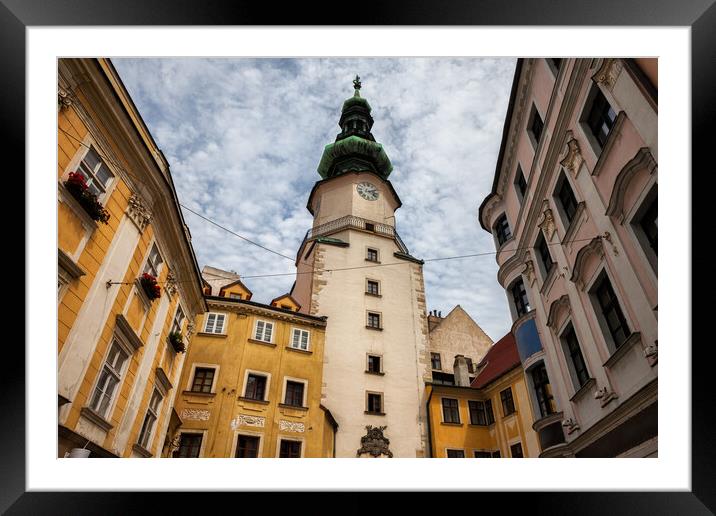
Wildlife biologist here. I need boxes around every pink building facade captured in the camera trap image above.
[479,58,657,457]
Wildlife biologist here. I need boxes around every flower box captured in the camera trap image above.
[63,172,110,224]
[168,331,186,353]
[140,273,161,301]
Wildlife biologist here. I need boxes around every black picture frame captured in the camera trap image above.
[6,0,712,513]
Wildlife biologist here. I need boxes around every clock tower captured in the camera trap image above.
[292,77,431,457]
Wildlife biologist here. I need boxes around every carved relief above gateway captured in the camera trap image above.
[356,425,393,458]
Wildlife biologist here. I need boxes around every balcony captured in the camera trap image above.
[302,215,410,254]
[533,411,567,453]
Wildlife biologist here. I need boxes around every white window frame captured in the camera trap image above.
[203,312,227,334]
[289,328,310,351]
[366,353,383,374]
[241,369,271,402]
[365,278,381,296]
[365,391,384,414]
[445,448,466,458]
[366,311,382,329]
[186,363,220,394]
[137,386,164,450]
[281,376,308,408]
[276,436,305,458]
[88,338,132,420]
[253,319,274,343]
[365,247,380,263]
[70,144,116,202]
[231,430,264,458]
[173,429,207,458]
[142,242,164,277]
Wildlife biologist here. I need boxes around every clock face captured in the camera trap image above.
[357,182,379,201]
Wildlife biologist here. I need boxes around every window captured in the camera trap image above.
[528,104,544,146]
[494,214,512,246]
[75,146,115,199]
[447,449,465,458]
[235,435,260,458]
[515,166,527,201]
[562,323,590,388]
[485,399,495,425]
[500,387,516,416]
[143,243,163,277]
[173,433,202,458]
[367,355,382,374]
[531,363,556,418]
[638,197,658,255]
[593,273,631,349]
[88,340,130,418]
[431,371,455,385]
[171,306,185,335]
[366,279,380,296]
[536,232,555,278]
[510,278,531,318]
[191,367,215,393]
[510,442,524,458]
[442,398,460,424]
[556,175,579,227]
[474,451,492,458]
[468,400,487,426]
[366,392,383,414]
[279,439,302,458]
[245,373,267,401]
[492,450,501,458]
[137,388,163,449]
[431,353,442,370]
[284,380,305,407]
[254,320,274,342]
[229,293,241,299]
[366,248,379,262]
[367,312,381,329]
[364,222,375,232]
[291,328,310,350]
[204,313,226,334]
[549,58,562,72]
[586,88,617,148]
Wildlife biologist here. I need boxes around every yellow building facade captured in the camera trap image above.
[426,333,541,458]
[57,58,205,458]
[168,267,336,458]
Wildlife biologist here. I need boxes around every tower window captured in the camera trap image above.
[431,353,442,370]
[366,392,384,414]
[494,214,512,247]
[367,312,381,329]
[510,278,531,318]
[367,354,382,374]
[366,279,380,296]
[366,248,379,262]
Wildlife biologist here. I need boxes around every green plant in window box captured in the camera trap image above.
[63,171,110,224]
[168,331,185,353]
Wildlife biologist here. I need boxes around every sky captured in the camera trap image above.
[113,57,517,341]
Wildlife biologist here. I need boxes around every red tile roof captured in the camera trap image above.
[471,332,521,389]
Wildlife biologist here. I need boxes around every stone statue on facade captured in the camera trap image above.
[356,425,393,458]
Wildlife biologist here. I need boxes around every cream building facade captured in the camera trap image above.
[292,79,430,457]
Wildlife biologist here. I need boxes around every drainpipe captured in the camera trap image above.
[426,385,434,458]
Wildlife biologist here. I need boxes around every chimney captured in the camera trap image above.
[453,355,471,387]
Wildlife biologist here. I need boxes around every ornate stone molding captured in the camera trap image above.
[559,131,584,177]
[644,340,658,367]
[602,231,619,256]
[186,322,197,340]
[181,408,210,421]
[546,294,571,330]
[356,425,393,458]
[164,269,178,298]
[236,414,265,428]
[279,420,305,433]
[537,200,557,242]
[605,147,657,223]
[126,194,152,232]
[592,58,623,91]
[569,237,605,290]
[522,259,536,287]
[594,386,618,407]
[561,417,580,435]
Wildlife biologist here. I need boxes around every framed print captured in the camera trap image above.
[7,0,714,512]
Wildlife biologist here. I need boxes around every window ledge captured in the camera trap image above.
[364,411,386,416]
[440,422,463,427]
[196,331,227,338]
[80,406,113,432]
[365,292,382,298]
[561,202,587,245]
[182,390,216,397]
[502,411,518,420]
[279,403,309,411]
[569,377,596,403]
[238,396,270,405]
[539,264,558,296]
[285,346,312,355]
[365,259,381,264]
[248,338,277,347]
[58,248,86,280]
[132,443,153,458]
[57,181,100,231]
[365,326,383,331]
[468,423,490,427]
[365,370,385,376]
[603,332,642,369]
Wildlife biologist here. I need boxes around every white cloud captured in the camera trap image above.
[113,57,516,340]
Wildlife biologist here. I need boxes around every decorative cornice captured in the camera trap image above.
[279,420,306,433]
[605,147,657,222]
[126,193,152,233]
[115,314,144,353]
[537,200,557,242]
[559,131,585,177]
[569,237,605,290]
[206,298,327,328]
[546,294,571,330]
[155,367,173,396]
[591,58,624,91]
